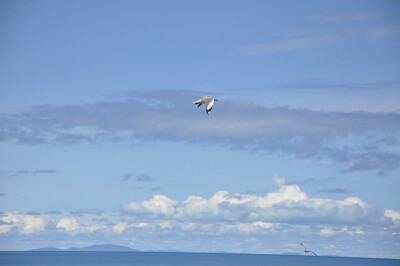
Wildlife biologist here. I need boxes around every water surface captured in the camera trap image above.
[0,251,398,266]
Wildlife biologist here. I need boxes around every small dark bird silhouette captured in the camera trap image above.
[300,243,317,256]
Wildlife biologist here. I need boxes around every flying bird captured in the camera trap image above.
[193,96,218,115]
[300,243,317,256]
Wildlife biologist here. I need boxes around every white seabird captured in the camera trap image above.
[300,243,317,256]
[193,96,218,115]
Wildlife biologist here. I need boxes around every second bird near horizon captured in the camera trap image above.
[193,96,218,115]
[300,243,318,256]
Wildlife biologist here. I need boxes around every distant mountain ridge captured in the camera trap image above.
[29,244,137,252]
[29,247,63,251]
[27,246,308,256]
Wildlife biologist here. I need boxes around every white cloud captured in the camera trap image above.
[320,228,335,236]
[132,222,149,228]
[385,209,400,222]
[177,221,278,235]
[0,222,14,234]
[253,221,274,229]
[237,222,275,234]
[56,217,80,232]
[84,225,105,233]
[180,223,216,232]
[123,195,178,219]
[113,222,129,234]
[0,212,112,236]
[341,226,365,235]
[0,212,47,234]
[385,209,400,229]
[158,221,172,229]
[320,226,365,236]
[123,175,381,225]
[56,217,106,233]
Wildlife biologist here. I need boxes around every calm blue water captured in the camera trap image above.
[0,251,399,266]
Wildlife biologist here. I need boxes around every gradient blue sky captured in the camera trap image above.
[1,0,400,258]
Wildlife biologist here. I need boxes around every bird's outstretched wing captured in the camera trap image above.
[300,243,317,256]
[206,98,215,115]
[194,97,207,108]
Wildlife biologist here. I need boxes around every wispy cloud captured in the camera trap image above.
[236,9,399,56]
[288,176,336,186]
[70,208,103,216]
[306,10,372,22]
[25,211,41,216]
[0,170,57,178]
[366,24,400,40]
[1,91,399,174]
[269,78,400,91]
[122,174,133,181]
[123,173,160,192]
[237,35,338,54]
[123,173,155,182]
[318,188,353,194]
[135,174,154,182]
[131,186,161,192]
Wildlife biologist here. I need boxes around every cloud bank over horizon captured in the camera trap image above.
[1,91,399,175]
[122,176,381,225]
[0,176,399,258]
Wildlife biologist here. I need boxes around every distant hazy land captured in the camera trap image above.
[28,244,137,252]
[27,244,304,255]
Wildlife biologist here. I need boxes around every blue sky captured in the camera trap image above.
[1,0,400,258]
